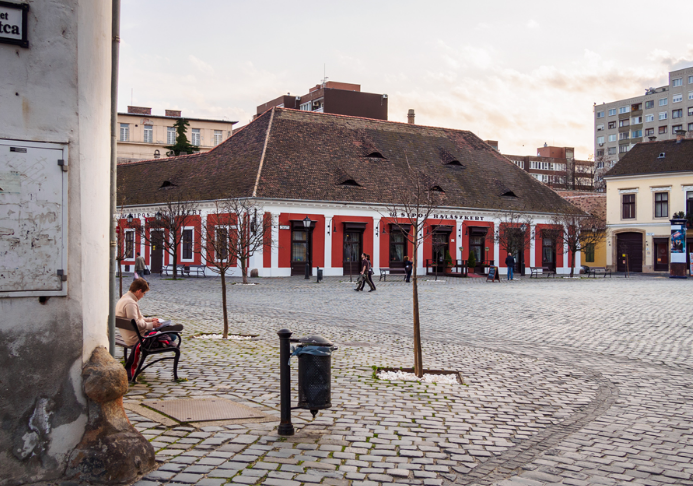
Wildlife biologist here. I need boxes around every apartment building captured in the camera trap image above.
[256,81,388,120]
[117,106,237,164]
[499,143,595,191]
[594,66,693,186]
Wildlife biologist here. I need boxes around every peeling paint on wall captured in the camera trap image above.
[0,142,65,293]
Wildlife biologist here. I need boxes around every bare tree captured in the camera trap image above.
[130,192,198,280]
[550,212,608,277]
[378,165,444,378]
[494,210,534,272]
[195,198,274,338]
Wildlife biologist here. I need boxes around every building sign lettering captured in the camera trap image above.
[392,212,485,221]
[0,1,29,48]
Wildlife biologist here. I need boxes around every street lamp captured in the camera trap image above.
[303,217,312,280]
[155,211,162,222]
[127,213,133,224]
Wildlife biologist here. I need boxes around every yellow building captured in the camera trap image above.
[117,106,237,164]
[604,134,693,273]
[555,190,607,268]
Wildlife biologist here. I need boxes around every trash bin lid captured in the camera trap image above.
[298,334,334,346]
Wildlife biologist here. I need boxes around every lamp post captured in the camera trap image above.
[127,213,133,225]
[519,223,527,276]
[303,216,312,280]
[155,211,162,222]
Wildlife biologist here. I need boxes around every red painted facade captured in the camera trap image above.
[278,213,325,268]
[331,216,373,267]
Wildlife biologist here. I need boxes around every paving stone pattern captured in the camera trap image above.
[125,275,693,486]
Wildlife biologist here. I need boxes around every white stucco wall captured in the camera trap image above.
[0,1,111,483]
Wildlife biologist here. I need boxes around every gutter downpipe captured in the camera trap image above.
[108,0,121,357]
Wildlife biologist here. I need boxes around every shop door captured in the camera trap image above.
[389,229,408,269]
[653,238,669,272]
[616,232,643,272]
[542,237,556,271]
[290,229,311,276]
[343,231,362,276]
[513,248,525,275]
[432,232,449,273]
[150,231,164,274]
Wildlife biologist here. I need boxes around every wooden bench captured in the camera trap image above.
[182,265,206,277]
[162,265,184,277]
[115,317,184,383]
[587,266,612,278]
[530,267,556,278]
[379,267,407,281]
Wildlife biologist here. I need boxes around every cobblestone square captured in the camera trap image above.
[124,275,693,486]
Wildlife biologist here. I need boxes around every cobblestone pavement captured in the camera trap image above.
[124,274,693,486]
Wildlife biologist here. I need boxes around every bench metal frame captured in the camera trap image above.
[115,317,182,383]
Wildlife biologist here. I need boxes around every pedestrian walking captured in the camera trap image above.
[505,253,516,280]
[366,254,376,292]
[134,252,147,281]
[354,253,375,292]
[403,256,413,283]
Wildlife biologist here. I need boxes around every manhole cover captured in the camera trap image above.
[144,398,267,423]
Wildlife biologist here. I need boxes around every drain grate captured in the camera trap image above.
[144,398,267,423]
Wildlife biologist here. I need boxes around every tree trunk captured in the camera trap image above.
[241,258,248,284]
[412,242,423,378]
[221,270,228,339]
[570,249,576,278]
[172,258,178,280]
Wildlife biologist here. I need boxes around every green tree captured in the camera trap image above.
[166,118,195,156]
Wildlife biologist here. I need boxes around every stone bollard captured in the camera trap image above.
[65,347,156,483]
[250,268,259,278]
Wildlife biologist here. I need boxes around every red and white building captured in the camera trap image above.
[117,108,581,277]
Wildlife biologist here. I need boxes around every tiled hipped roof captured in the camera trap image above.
[605,138,693,177]
[118,108,578,214]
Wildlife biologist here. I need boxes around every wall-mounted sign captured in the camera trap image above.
[0,1,29,48]
[279,225,290,230]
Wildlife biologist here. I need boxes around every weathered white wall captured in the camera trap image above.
[0,1,111,484]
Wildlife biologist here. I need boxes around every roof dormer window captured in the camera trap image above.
[160,180,177,189]
[658,152,665,159]
[501,190,518,198]
[339,179,361,187]
[364,151,385,159]
[429,185,445,193]
[445,160,463,166]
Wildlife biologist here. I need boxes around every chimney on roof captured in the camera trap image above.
[648,136,657,142]
[407,109,415,124]
[676,129,686,143]
[165,109,182,117]
[128,106,151,115]
[484,140,499,151]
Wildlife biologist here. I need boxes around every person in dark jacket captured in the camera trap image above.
[366,254,376,291]
[403,256,413,283]
[355,253,375,291]
[505,254,516,280]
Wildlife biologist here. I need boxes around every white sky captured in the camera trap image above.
[120,0,693,159]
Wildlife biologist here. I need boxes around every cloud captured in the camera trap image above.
[526,19,539,29]
[188,55,215,76]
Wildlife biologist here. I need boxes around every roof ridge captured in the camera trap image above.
[252,108,275,197]
[274,107,476,135]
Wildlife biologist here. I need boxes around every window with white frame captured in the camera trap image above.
[645,100,654,109]
[632,129,643,138]
[645,113,655,122]
[214,130,223,145]
[689,91,693,100]
[596,136,605,144]
[608,147,617,155]
[124,230,135,259]
[181,228,194,261]
[596,111,604,118]
[191,128,201,146]
[673,78,683,87]
[659,112,668,120]
[300,102,312,111]
[608,108,617,116]
[618,106,629,114]
[597,124,604,131]
[673,93,683,103]
[143,124,153,143]
[512,160,524,169]
[167,126,176,145]
[632,116,642,124]
[119,123,129,141]
[619,144,629,153]
[619,119,630,127]
[689,76,693,84]
[659,98,668,106]
[608,134,617,142]
[619,132,629,140]
[689,107,693,117]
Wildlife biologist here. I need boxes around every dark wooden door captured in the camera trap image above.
[542,237,556,271]
[617,232,643,272]
[432,233,449,273]
[343,231,362,276]
[654,238,669,271]
[151,231,164,273]
[290,229,311,276]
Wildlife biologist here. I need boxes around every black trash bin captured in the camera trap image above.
[316,267,323,283]
[293,335,337,417]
